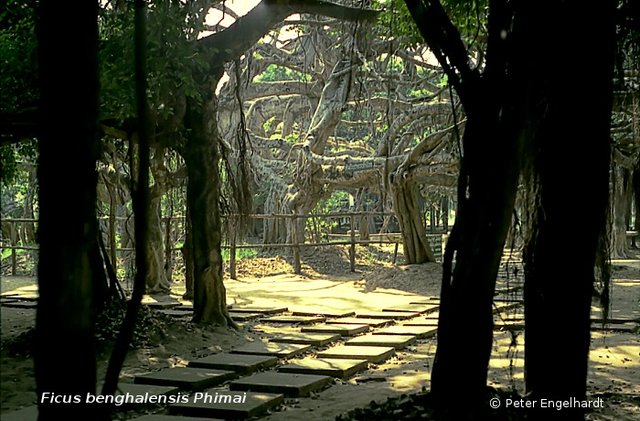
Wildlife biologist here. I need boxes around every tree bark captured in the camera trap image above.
[522,3,616,420]
[611,164,632,258]
[390,178,435,263]
[145,195,171,292]
[184,82,234,326]
[35,0,100,418]
[404,1,524,417]
[430,90,522,415]
[634,163,640,248]
[181,0,377,318]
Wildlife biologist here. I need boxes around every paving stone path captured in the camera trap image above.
[123,301,444,419]
[7,278,638,420]
[11,280,598,421]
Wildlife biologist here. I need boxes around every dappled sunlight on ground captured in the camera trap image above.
[1,256,638,420]
[222,274,427,314]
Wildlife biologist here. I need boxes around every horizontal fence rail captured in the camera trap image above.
[1,212,449,277]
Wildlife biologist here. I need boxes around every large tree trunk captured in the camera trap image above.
[184,82,234,326]
[145,195,171,292]
[402,2,525,416]
[611,164,632,258]
[634,165,640,248]
[283,57,356,237]
[35,0,100,418]
[522,3,615,420]
[430,88,522,415]
[390,179,435,263]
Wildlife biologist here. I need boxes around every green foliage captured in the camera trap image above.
[374,0,424,47]
[323,191,352,213]
[309,191,352,232]
[263,116,277,133]
[254,64,312,82]
[99,1,210,122]
[1,140,37,186]
[0,0,38,185]
[222,248,258,261]
[375,0,488,53]
[437,73,448,87]
[441,0,488,44]
[0,0,38,114]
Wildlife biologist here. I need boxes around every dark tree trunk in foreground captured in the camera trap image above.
[523,3,615,420]
[35,1,100,419]
[405,2,523,416]
[431,86,522,415]
[405,2,617,418]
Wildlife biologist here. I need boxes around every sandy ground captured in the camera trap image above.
[1,251,638,420]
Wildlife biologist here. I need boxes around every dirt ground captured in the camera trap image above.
[1,245,638,420]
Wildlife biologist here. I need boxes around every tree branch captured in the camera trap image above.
[403,0,478,104]
[199,0,379,63]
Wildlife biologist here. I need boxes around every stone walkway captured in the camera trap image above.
[131,300,443,420]
[4,278,638,421]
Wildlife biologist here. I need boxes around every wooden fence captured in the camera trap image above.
[0,212,450,277]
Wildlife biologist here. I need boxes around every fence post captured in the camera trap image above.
[11,222,17,275]
[291,214,301,274]
[349,214,356,272]
[392,242,399,264]
[229,217,237,280]
[164,217,172,281]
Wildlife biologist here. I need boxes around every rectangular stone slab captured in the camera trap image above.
[229,372,333,397]
[591,317,640,324]
[173,304,194,312]
[355,311,420,320]
[170,391,284,419]
[134,367,235,391]
[382,304,439,314]
[145,301,181,309]
[494,322,524,331]
[142,295,181,308]
[278,358,368,379]
[326,317,394,328]
[410,298,439,304]
[494,302,522,312]
[189,353,277,374]
[345,334,416,349]
[158,310,191,318]
[231,342,311,358]
[259,315,325,324]
[301,323,369,336]
[492,298,523,303]
[132,415,222,421]
[403,318,439,327]
[292,309,356,318]
[2,301,37,309]
[228,312,262,321]
[8,293,38,301]
[495,286,522,294]
[2,405,38,421]
[230,306,288,314]
[270,332,340,346]
[317,346,396,363]
[374,325,437,339]
[590,323,638,332]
